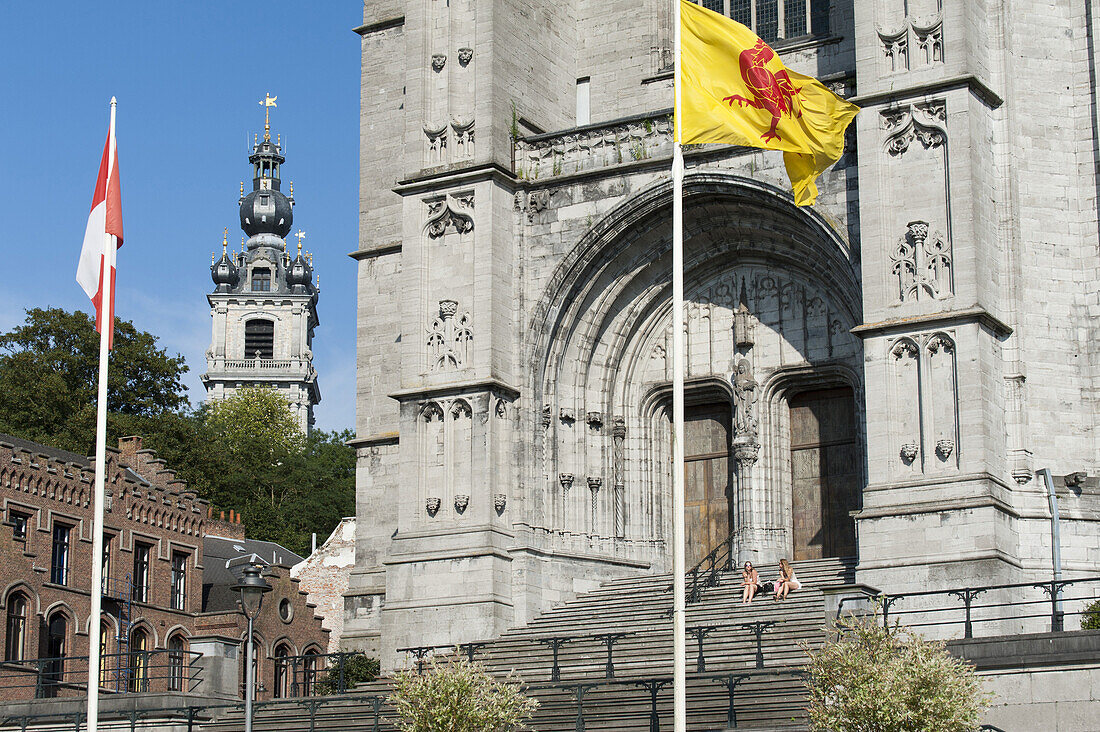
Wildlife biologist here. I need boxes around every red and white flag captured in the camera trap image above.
[76,109,123,348]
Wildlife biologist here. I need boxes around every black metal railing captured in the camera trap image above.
[396,641,491,674]
[268,651,381,697]
[835,575,1100,639]
[663,534,739,604]
[0,649,201,699]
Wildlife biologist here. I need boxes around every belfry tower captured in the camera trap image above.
[202,96,321,431]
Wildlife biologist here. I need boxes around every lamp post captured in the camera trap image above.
[231,564,271,732]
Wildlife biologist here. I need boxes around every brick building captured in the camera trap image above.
[0,433,327,702]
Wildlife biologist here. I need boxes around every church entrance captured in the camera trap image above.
[684,403,733,567]
[789,388,860,560]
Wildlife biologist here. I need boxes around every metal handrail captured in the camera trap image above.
[0,649,202,698]
[835,575,1100,639]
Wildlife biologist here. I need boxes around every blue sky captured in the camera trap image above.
[0,2,361,432]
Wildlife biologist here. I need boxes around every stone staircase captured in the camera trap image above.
[201,557,855,732]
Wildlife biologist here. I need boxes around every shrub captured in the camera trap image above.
[389,657,538,732]
[1082,599,1100,630]
[313,653,380,695]
[804,610,991,732]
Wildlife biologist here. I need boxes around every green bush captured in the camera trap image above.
[1082,599,1100,630]
[804,609,991,732]
[313,653,380,695]
[389,657,538,732]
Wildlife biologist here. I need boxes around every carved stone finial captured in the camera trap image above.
[454,494,470,514]
[425,497,442,517]
[457,47,473,66]
[431,54,446,72]
[900,442,919,463]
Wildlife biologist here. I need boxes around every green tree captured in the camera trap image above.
[1082,599,1100,630]
[804,610,991,732]
[389,657,538,732]
[313,653,380,695]
[0,307,188,453]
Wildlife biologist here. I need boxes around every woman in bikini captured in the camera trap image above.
[775,558,801,601]
[740,561,761,605]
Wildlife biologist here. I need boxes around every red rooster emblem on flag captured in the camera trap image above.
[722,39,803,143]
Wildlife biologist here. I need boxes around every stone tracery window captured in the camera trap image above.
[691,0,827,43]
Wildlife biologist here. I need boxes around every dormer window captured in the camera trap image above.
[252,267,271,292]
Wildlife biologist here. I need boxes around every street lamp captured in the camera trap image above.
[231,564,271,732]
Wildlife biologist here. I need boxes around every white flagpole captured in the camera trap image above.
[85,96,117,732]
[671,2,687,731]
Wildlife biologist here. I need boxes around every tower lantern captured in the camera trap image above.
[201,99,321,431]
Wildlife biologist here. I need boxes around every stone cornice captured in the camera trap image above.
[394,162,518,196]
[352,16,404,36]
[389,377,521,402]
[850,73,1003,110]
[346,432,399,449]
[348,242,401,261]
[851,306,1012,338]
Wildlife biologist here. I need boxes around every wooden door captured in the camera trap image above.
[789,388,860,560]
[684,404,732,566]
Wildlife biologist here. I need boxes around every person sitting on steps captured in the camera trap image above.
[774,558,801,601]
[740,561,761,605]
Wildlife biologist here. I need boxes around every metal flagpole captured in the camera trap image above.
[671,2,687,731]
[85,96,117,732]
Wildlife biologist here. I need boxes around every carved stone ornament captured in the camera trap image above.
[892,220,952,301]
[587,476,602,492]
[457,47,473,66]
[731,358,759,439]
[900,442,919,463]
[559,473,574,489]
[426,497,442,517]
[542,404,552,428]
[733,436,760,466]
[935,439,955,460]
[586,411,602,428]
[493,493,507,515]
[454,494,470,514]
[881,101,947,156]
[425,194,474,238]
[559,407,575,423]
[612,416,627,439]
[427,300,473,370]
[431,54,446,72]
[495,399,507,419]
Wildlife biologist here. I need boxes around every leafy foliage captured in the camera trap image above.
[0,308,188,453]
[0,308,354,556]
[1082,599,1100,630]
[389,657,538,732]
[313,653,381,695]
[804,610,991,732]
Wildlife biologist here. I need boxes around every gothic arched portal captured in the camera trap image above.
[526,173,865,567]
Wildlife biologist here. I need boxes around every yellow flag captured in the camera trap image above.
[677,0,858,205]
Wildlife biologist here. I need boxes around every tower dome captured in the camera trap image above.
[211,229,240,291]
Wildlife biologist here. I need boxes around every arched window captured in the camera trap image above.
[99,622,111,688]
[129,628,149,692]
[244,319,275,359]
[302,648,321,696]
[4,593,27,661]
[272,643,291,698]
[167,634,187,692]
[42,612,67,697]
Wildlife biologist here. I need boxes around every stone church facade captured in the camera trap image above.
[345,0,1100,664]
